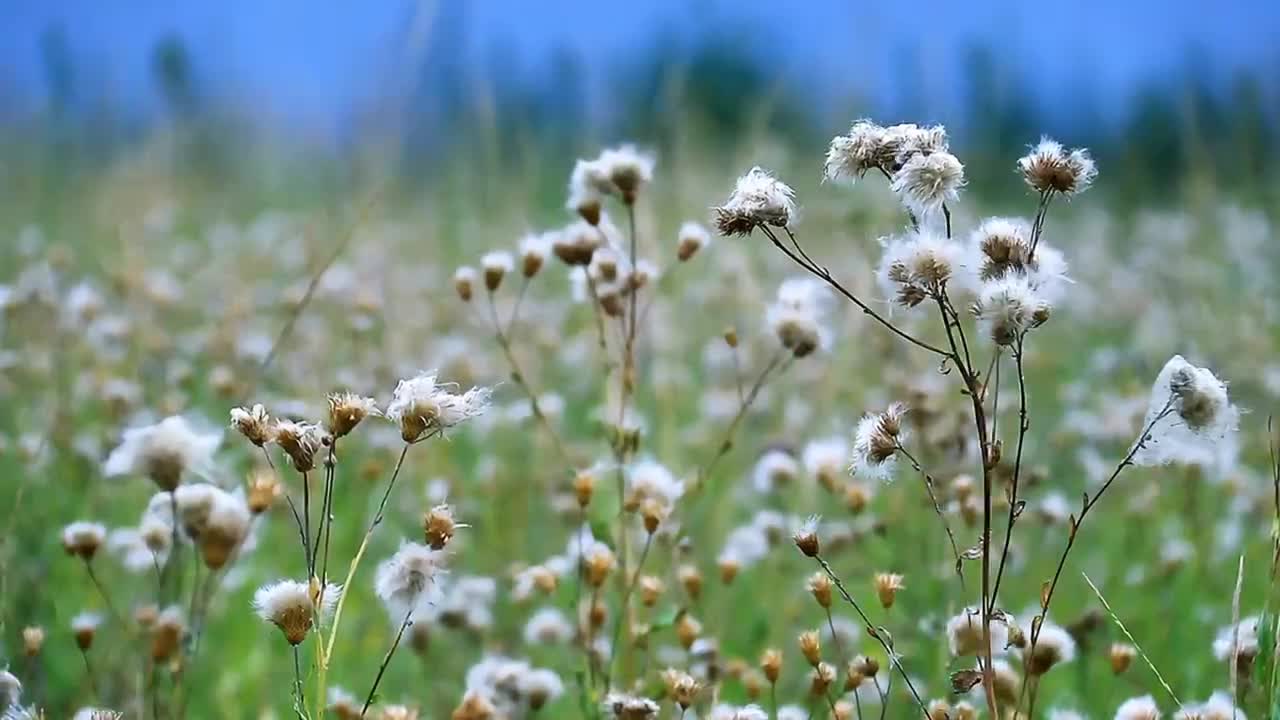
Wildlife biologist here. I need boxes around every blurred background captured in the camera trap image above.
[3,0,1278,214]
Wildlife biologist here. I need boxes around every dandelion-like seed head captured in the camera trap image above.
[423,503,464,550]
[104,415,221,491]
[873,572,905,609]
[454,266,477,302]
[327,392,380,439]
[1115,695,1161,720]
[1018,138,1097,196]
[272,420,326,473]
[386,371,492,443]
[1023,618,1076,675]
[72,611,102,650]
[554,219,605,266]
[877,231,963,308]
[714,167,797,237]
[480,251,514,292]
[851,403,908,481]
[945,606,1011,657]
[245,466,282,514]
[598,144,656,204]
[891,151,966,218]
[375,542,448,620]
[824,120,889,183]
[519,232,554,278]
[198,490,251,570]
[61,521,107,560]
[792,515,821,558]
[253,579,329,645]
[602,692,660,720]
[676,221,711,262]
[1136,356,1239,468]
[971,276,1051,346]
[661,668,702,709]
[229,404,274,447]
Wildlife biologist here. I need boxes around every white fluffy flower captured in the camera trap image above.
[891,151,965,217]
[523,607,574,646]
[877,230,964,308]
[824,120,890,183]
[708,705,769,720]
[624,458,684,513]
[850,403,908,482]
[765,277,831,357]
[972,276,1052,346]
[252,579,340,645]
[375,542,448,620]
[751,449,800,494]
[104,415,221,490]
[1212,615,1259,662]
[1018,138,1097,196]
[714,167,797,236]
[1114,695,1161,720]
[385,371,492,442]
[1134,356,1239,468]
[945,606,1011,656]
[802,436,848,488]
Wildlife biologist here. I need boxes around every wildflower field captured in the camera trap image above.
[0,118,1277,720]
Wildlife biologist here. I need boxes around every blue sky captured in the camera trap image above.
[3,1,1277,135]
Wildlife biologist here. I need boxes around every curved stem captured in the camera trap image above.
[361,609,414,716]
[895,446,965,588]
[989,339,1027,610]
[760,226,949,358]
[603,532,654,690]
[810,554,929,719]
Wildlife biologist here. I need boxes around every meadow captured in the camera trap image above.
[0,117,1276,720]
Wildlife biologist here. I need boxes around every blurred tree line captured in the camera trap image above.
[4,20,1276,209]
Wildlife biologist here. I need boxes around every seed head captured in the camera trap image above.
[793,516,821,558]
[760,648,782,683]
[272,420,326,473]
[245,467,282,514]
[150,606,186,661]
[72,611,102,650]
[807,572,833,608]
[62,521,107,561]
[454,267,477,302]
[874,572,904,609]
[676,221,711,262]
[798,629,822,666]
[386,372,492,443]
[253,579,336,645]
[423,504,463,550]
[1018,138,1097,196]
[851,403,908,481]
[714,167,797,236]
[23,626,45,656]
[808,662,836,696]
[519,232,553,278]
[229,404,275,447]
[891,151,966,218]
[327,392,379,439]
[1109,643,1136,675]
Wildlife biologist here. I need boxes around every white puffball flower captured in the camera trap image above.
[1133,356,1239,468]
[714,167,797,236]
[891,151,966,218]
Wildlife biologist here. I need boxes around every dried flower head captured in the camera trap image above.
[661,668,702,709]
[946,607,1011,656]
[423,504,463,550]
[454,267,477,302]
[150,606,186,661]
[245,467,282,514]
[807,572,833,608]
[792,515,821,557]
[230,404,275,447]
[891,151,966,218]
[1018,138,1097,196]
[824,120,890,183]
[1135,356,1239,467]
[481,251,514,292]
[519,232,554,278]
[554,220,605,266]
[972,276,1051,346]
[198,490,251,570]
[22,626,44,656]
[1023,618,1077,675]
[62,521,107,560]
[798,629,822,666]
[72,612,102,650]
[760,648,783,684]
[327,392,380,439]
[597,144,656,204]
[1110,643,1136,674]
[676,221,712,262]
[253,579,339,645]
[873,572,904,609]
[375,542,448,619]
[104,415,221,490]
[601,692,659,720]
[1115,695,1161,720]
[714,167,797,236]
[272,420,325,472]
[765,277,831,358]
[386,371,492,443]
[877,231,963,308]
[851,403,908,481]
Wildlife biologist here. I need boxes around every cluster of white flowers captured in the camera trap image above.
[464,656,565,717]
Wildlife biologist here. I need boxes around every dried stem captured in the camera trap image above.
[894,445,965,588]
[694,348,791,491]
[989,337,1028,610]
[84,561,127,628]
[759,225,948,357]
[361,609,415,716]
[604,531,655,690]
[810,554,929,718]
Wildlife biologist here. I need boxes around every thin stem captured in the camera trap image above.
[1019,401,1175,709]
[487,291,574,469]
[1027,190,1053,261]
[284,493,310,573]
[810,554,929,719]
[825,607,846,662]
[759,226,948,357]
[505,275,531,336]
[604,532,654,690]
[323,441,418,663]
[84,562,127,627]
[989,339,1027,610]
[302,470,313,575]
[852,684,864,720]
[894,446,965,588]
[696,348,790,489]
[942,203,953,239]
[319,441,338,588]
[878,670,894,720]
[292,644,308,720]
[361,609,414,716]
[81,649,100,700]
